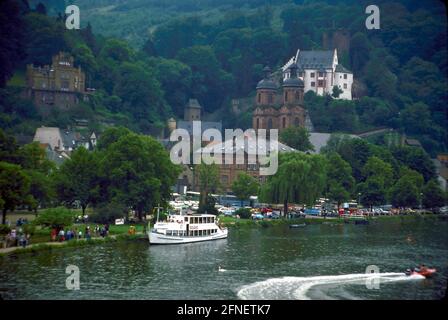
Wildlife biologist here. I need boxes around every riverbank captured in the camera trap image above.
[218,212,443,228]
[0,232,147,257]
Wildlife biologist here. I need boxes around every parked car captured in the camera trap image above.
[252,213,264,220]
[267,212,280,219]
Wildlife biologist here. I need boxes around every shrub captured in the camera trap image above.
[0,224,11,235]
[90,202,127,224]
[235,208,252,219]
[33,207,76,229]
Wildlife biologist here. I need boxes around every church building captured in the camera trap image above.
[252,65,311,133]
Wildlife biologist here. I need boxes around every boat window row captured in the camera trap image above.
[186,216,215,224]
[166,229,218,237]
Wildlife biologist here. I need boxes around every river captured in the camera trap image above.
[0,217,447,299]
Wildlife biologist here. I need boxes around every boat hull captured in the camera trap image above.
[148,228,228,245]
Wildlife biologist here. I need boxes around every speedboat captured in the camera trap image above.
[405,266,437,278]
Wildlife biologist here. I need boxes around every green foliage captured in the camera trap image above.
[389,174,419,208]
[197,162,220,211]
[391,146,436,182]
[0,224,11,235]
[362,156,393,188]
[176,45,234,113]
[198,195,218,215]
[232,172,259,205]
[0,161,30,224]
[422,180,445,209]
[53,147,99,213]
[98,132,181,219]
[91,202,127,224]
[33,207,75,228]
[325,152,354,207]
[235,208,252,219]
[279,126,314,152]
[305,92,360,133]
[259,152,327,214]
[0,0,26,87]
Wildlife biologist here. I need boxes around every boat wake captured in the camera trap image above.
[237,273,425,300]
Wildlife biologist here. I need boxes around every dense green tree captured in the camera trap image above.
[176,45,234,113]
[0,161,30,224]
[147,57,193,117]
[53,147,99,214]
[279,127,314,152]
[0,0,26,87]
[33,207,75,229]
[325,152,355,209]
[331,85,343,98]
[391,146,436,182]
[399,102,432,135]
[23,13,67,66]
[362,156,393,188]
[422,180,445,209]
[232,172,259,207]
[0,129,21,164]
[389,175,419,208]
[96,126,132,151]
[259,152,327,216]
[99,133,180,220]
[350,32,370,75]
[357,177,386,209]
[153,16,205,58]
[113,62,170,129]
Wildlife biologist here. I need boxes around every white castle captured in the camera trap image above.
[282,48,353,100]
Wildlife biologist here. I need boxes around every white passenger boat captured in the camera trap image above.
[148,210,228,245]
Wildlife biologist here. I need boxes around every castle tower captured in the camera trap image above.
[184,99,202,121]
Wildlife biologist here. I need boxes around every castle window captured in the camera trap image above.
[298,72,303,77]
[311,82,315,87]
[343,83,347,89]
[282,117,286,128]
[318,80,324,87]
[256,118,260,129]
[344,74,347,79]
[294,117,300,126]
[310,72,315,78]
[295,91,300,101]
[284,91,288,102]
[318,72,324,77]
[268,93,273,104]
[257,93,261,104]
[268,118,273,130]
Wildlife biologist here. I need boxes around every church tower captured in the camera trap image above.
[282,63,304,105]
[255,66,277,106]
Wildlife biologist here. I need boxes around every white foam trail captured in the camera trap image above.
[237,273,425,300]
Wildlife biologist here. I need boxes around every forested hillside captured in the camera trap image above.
[1,0,447,156]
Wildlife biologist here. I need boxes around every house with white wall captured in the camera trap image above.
[282,48,353,100]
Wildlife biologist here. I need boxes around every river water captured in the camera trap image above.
[0,218,447,300]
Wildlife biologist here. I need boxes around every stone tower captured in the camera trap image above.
[183,99,202,121]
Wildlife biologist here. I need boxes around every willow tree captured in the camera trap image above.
[259,152,327,216]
